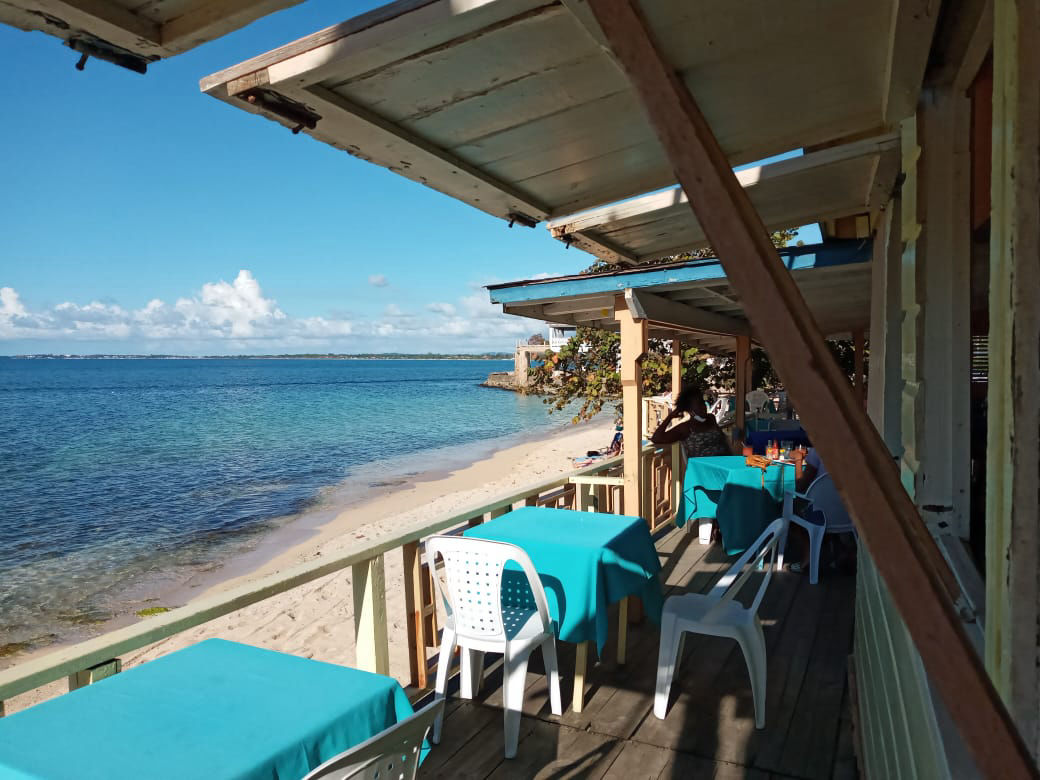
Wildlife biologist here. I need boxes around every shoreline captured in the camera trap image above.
[162,415,605,605]
[3,415,614,714]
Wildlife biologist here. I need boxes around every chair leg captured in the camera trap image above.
[808,526,825,585]
[431,628,457,744]
[502,649,531,759]
[541,639,563,716]
[735,621,768,729]
[654,615,682,719]
[460,649,484,700]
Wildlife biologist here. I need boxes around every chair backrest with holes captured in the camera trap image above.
[301,699,443,780]
[705,518,786,619]
[806,473,854,533]
[426,535,551,643]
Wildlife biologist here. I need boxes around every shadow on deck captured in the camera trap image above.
[417,526,858,779]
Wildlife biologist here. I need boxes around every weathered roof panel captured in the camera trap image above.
[548,134,901,263]
[0,0,303,70]
[201,0,931,222]
[488,240,873,351]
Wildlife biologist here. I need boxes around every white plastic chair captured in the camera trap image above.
[301,699,443,780]
[654,518,786,728]
[780,473,856,584]
[426,535,562,759]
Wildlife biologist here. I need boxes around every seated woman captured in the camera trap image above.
[651,386,732,457]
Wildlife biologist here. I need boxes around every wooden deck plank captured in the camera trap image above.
[600,740,674,779]
[421,702,503,777]
[419,530,857,779]
[750,576,832,773]
[777,575,857,779]
[488,720,621,780]
[684,568,805,765]
[655,751,721,779]
[585,543,733,740]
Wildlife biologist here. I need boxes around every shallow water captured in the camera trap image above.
[0,358,565,653]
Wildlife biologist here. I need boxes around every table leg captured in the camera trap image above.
[573,641,589,713]
[617,598,628,665]
[628,595,645,624]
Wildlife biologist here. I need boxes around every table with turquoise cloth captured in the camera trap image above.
[0,639,420,780]
[678,455,794,555]
[463,507,663,654]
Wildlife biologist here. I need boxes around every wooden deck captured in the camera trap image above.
[417,526,858,779]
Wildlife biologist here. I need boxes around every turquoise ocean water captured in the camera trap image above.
[0,358,568,657]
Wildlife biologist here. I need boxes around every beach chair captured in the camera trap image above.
[654,518,785,728]
[426,535,562,759]
[301,699,443,780]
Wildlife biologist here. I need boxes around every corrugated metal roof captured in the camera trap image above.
[200,0,928,224]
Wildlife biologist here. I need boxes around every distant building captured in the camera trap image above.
[548,323,576,351]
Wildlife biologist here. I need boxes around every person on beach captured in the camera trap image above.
[650,386,732,458]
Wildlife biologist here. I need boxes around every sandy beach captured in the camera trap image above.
[5,416,615,715]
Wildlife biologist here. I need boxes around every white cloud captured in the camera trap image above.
[0,273,546,353]
[368,274,389,287]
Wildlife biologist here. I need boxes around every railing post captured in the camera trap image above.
[68,658,122,691]
[402,542,428,689]
[352,555,390,675]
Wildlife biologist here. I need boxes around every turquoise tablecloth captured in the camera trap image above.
[464,507,663,653]
[0,639,418,780]
[679,455,794,555]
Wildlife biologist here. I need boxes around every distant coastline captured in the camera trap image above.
[5,353,512,360]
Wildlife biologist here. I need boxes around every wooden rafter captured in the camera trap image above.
[583,0,1036,776]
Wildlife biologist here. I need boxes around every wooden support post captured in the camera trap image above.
[853,329,866,406]
[573,641,589,713]
[615,294,647,517]
[669,338,685,524]
[352,555,389,675]
[402,542,428,689]
[986,0,1040,757]
[735,334,750,440]
[585,1,1036,775]
[68,658,121,691]
[671,339,683,397]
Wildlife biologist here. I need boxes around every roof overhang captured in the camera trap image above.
[0,0,303,71]
[200,0,933,223]
[547,133,901,264]
[488,241,872,353]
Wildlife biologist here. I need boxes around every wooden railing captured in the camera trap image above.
[0,443,683,713]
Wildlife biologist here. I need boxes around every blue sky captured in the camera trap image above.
[0,2,818,355]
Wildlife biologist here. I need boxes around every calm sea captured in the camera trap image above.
[0,358,567,657]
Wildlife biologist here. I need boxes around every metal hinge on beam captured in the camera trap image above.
[66,35,157,74]
[236,88,321,135]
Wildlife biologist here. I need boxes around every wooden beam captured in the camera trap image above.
[585,1,1036,776]
[615,294,647,518]
[734,334,749,438]
[160,0,304,47]
[883,0,942,124]
[986,0,1040,757]
[853,329,866,406]
[626,289,748,337]
[549,227,638,265]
